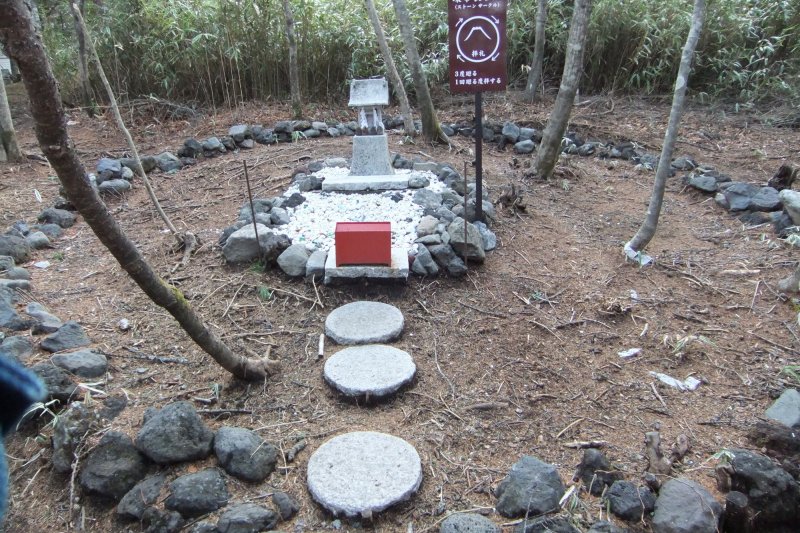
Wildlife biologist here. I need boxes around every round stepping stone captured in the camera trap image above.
[307,431,422,517]
[324,345,415,399]
[325,301,404,345]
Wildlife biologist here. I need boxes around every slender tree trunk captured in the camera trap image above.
[533,0,592,180]
[523,0,547,101]
[392,0,448,144]
[0,0,277,381]
[365,0,415,136]
[282,0,302,119]
[71,0,96,117]
[10,60,19,80]
[0,72,21,162]
[71,4,182,248]
[625,0,706,259]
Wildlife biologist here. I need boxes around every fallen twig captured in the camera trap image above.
[286,440,307,462]
[527,319,565,342]
[563,440,608,449]
[555,318,611,330]
[650,382,669,411]
[748,331,800,355]
[121,346,191,365]
[465,401,509,411]
[458,300,507,318]
[198,409,253,416]
[433,339,456,400]
[556,417,584,439]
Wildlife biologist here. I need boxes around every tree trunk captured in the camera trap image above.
[71,0,96,117]
[392,0,448,144]
[9,56,20,81]
[0,0,277,382]
[625,0,706,259]
[282,0,302,119]
[0,71,22,162]
[533,0,592,180]
[523,0,547,101]
[365,0,415,136]
[71,4,182,248]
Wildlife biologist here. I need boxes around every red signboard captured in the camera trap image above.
[448,0,507,94]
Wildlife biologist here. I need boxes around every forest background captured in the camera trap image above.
[35,0,800,111]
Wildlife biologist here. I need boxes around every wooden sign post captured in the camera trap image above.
[448,0,507,222]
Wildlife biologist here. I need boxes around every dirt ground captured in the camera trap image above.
[2,82,799,533]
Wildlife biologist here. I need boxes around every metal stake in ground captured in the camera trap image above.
[463,161,469,269]
[475,91,483,222]
[243,161,263,264]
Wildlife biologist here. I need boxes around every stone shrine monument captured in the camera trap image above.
[322,78,409,191]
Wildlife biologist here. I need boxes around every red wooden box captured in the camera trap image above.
[335,222,392,266]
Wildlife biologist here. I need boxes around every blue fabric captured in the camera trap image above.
[0,355,46,524]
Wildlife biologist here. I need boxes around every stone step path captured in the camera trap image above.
[307,301,422,518]
[324,300,404,345]
[323,344,416,399]
[306,431,422,518]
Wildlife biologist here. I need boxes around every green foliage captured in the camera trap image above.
[783,364,800,384]
[248,260,266,273]
[257,285,273,300]
[39,0,799,108]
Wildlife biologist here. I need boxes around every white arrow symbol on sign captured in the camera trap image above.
[455,16,501,64]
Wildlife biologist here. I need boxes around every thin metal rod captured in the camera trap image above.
[463,161,469,270]
[243,161,263,263]
[475,91,484,222]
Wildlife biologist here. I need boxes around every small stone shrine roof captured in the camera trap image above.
[348,78,389,107]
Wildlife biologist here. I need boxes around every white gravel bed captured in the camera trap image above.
[280,166,445,251]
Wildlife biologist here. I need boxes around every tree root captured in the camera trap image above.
[238,356,282,381]
[645,431,691,476]
[171,231,198,273]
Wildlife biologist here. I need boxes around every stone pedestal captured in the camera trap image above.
[321,173,409,192]
[324,247,409,284]
[350,135,394,176]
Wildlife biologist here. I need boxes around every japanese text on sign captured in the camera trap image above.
[448,0,507,93]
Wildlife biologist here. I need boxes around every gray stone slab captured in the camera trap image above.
[322,173,409,192]
[349,135,395,177]
[306,249,328,282]
[306,431,422,517]
[325,301,404,345]
[348,79,389,107]
[324,344,415,398]
[765,388,800,427]
[324,248,409,285]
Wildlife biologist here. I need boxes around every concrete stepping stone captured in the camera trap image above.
[324,344,415,399]
[307,431,422,517]
[325,301,404,344]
